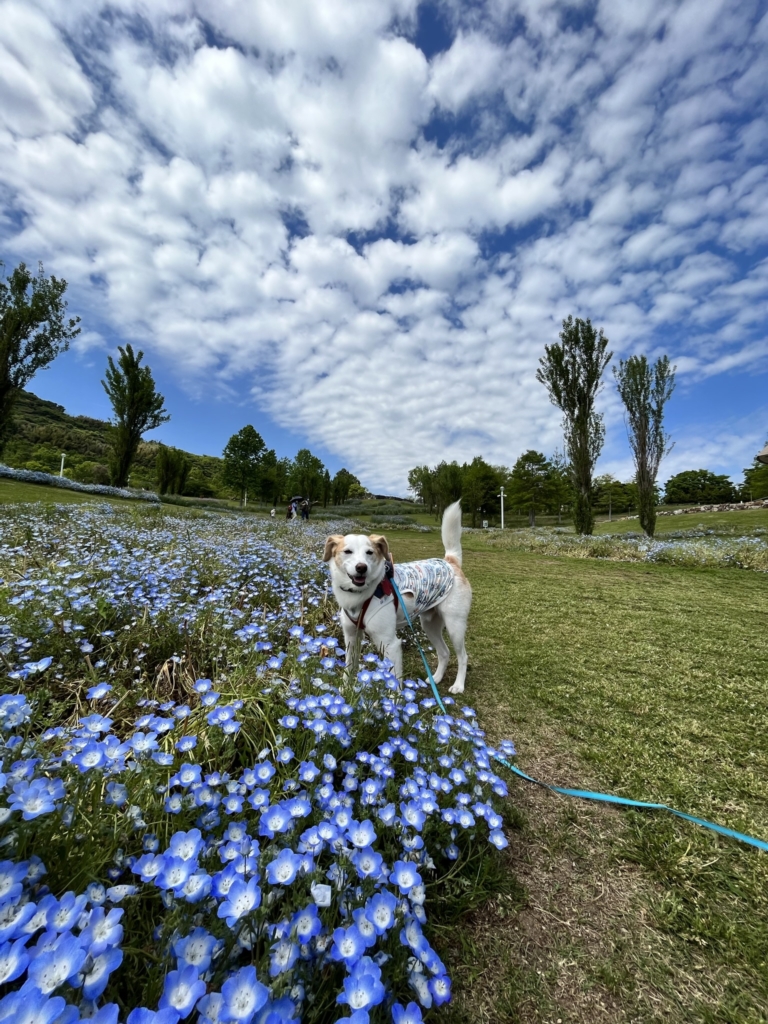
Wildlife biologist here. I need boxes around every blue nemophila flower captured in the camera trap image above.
[392,1001,424,1024]
[104,781,128,807]
[27,930,89,993]
[337,955,386,1012]
[0,860,28,906]
[176,736,197,752]
[269,937,299,977]
[351,908,377,949]
[254,762,275,783]
[346,819,377,848]
[130,732,158,755]
[106,884,137,902]
[173,927,219,972]
[156,853,196,892]
[159,964,207,1019]
[168,828,203,862]
[389,861,422,895]
[292,903,322,943]
[352,847,384,881]
[366,889,397,935]
[488,829,508,850]
[217,877,262,927]
[88,684,113,700]
[266,848,302,886]
[47,892,88,933]
[220,964,269,1022]
[0,935,29,984]
[430,973,452,1006]
[80,906,124,955]
[193,679,212,694]
[127,1008,183,1024]
[82,946,124,999]
[0,987,67,1024]
[259,805,292,839]
[330,924,366,968]
[9,777,64,820]
[276,747,294,764]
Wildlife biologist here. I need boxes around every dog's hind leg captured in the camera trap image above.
[420,609,450,684]
[441,605,469,695]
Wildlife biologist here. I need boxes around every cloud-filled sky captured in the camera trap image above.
[1,0,767,492]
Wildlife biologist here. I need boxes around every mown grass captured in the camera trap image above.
[385,528,768,1023]
[0,478,145,506]
[593,508,768,536]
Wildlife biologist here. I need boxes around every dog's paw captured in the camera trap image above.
[448,682,464,695]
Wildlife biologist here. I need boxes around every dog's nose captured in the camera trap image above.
[355,563,368,575]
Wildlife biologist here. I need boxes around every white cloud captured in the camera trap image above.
[0,0,766,491]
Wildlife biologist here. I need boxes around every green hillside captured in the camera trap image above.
[2,390,223,496]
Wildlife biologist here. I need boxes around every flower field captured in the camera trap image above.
[0,503,515,1024]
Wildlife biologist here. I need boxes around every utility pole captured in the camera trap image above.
[497,485,505,530]
[60,453,66,477]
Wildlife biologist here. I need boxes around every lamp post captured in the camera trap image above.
[497,485,505,530]
[59,453,66,477]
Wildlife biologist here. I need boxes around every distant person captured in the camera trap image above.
[270,508,276,518]
[285,503,293,521]
[301,500,310,521]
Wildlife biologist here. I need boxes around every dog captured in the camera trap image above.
[323,500,471,693]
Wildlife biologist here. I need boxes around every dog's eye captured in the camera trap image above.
[366,550,373,555]
[343,549,352,554]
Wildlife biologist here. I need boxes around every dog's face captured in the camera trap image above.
[323,533,389,590]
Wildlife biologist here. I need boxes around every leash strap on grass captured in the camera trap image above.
[390,580,768,854]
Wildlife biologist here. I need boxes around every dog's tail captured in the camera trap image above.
[441,500,463,567]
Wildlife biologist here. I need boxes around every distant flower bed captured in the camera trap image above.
[0,505,516,1023]
[0,463,160,502]
[485,527,768,572]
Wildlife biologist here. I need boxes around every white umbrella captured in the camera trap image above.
[757,443,768,466]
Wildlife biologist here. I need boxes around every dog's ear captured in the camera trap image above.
[323,535,344,562]
[369,534,389,561]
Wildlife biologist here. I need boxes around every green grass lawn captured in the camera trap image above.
[594,507,768,535]
[384,528,768,1023]
[0,478,144,506]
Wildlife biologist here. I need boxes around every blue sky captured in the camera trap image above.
[1,0,766,492]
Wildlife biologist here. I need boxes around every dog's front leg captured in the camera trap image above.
[340,613,362,670]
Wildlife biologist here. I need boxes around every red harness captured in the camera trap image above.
[345,563,399,632]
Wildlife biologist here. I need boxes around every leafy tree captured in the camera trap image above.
[0,261,80,454]
[741,443,768,500]
[614,354,676,537]
[347,482,368,500]
[663,469,737,505]
[461,457,502,527]
[507,450,552,527]
[331,468,360,505]
[156,446,190,495]
[537,316,612,534]
[433,461,463,516]
[222,425,266,505]
[407,465,436,513]
[321,468,332,507]
[289,448,326,502]
[102,344,169,488]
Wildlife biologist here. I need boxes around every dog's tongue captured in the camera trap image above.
[351,575,366,586]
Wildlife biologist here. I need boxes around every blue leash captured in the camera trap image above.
[390,580,768,853]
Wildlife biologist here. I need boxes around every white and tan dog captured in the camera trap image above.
[323,501,471,693]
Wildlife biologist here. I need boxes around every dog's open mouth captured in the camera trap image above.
[349,574,367,587]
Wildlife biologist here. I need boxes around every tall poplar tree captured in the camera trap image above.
[102,344,169,488]
[536,316,612,535]
[614,354,676,537]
